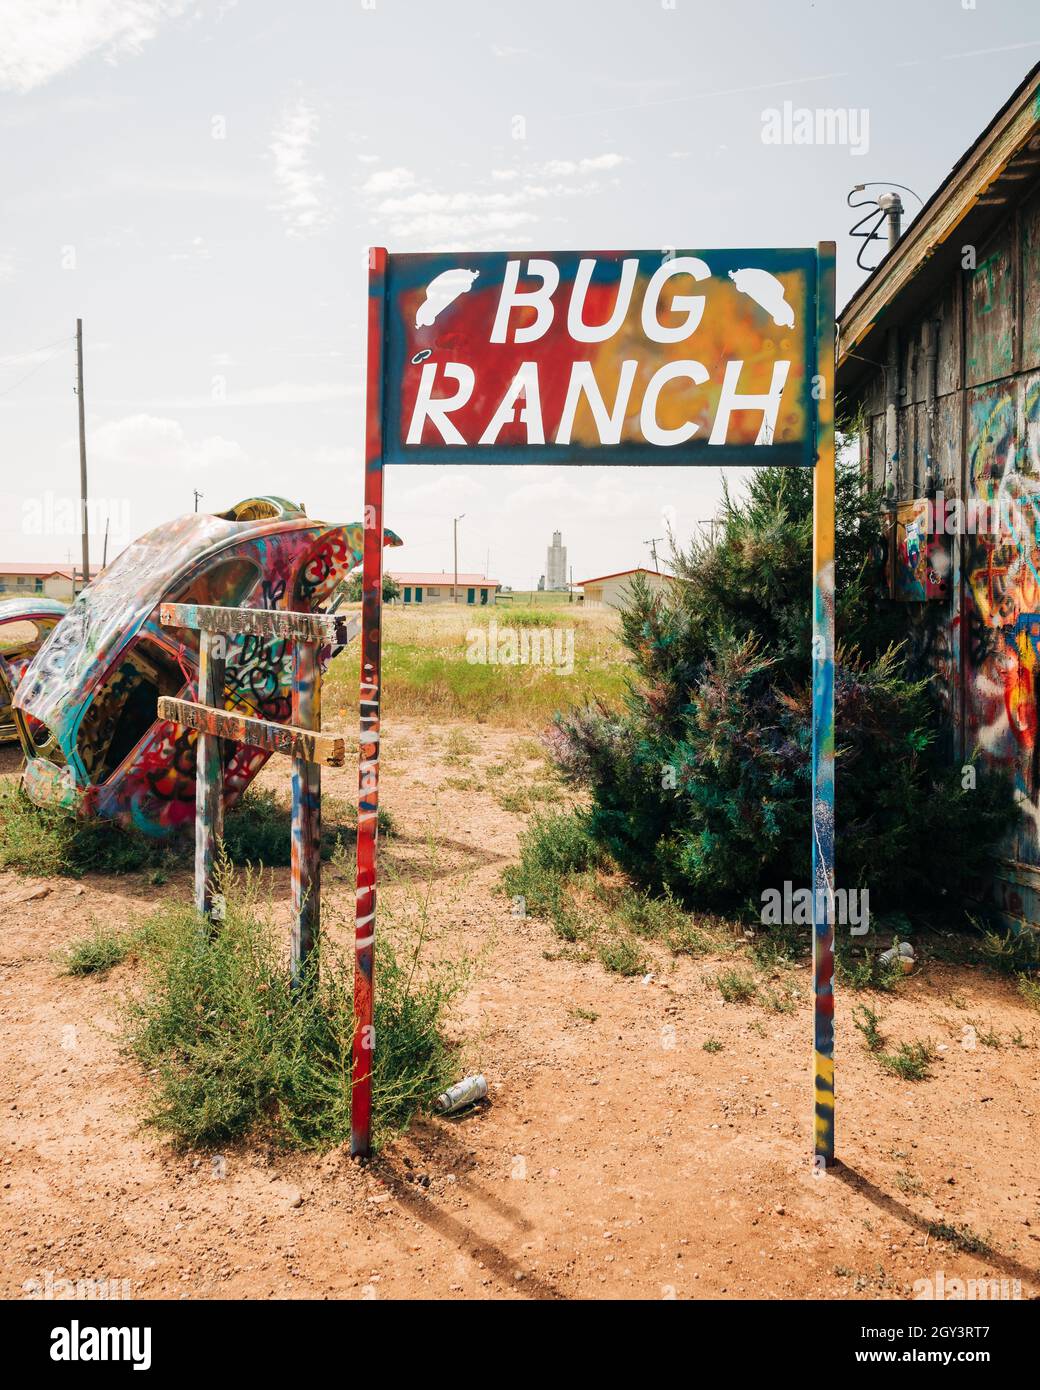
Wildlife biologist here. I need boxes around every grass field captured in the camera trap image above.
[324,601,629,727]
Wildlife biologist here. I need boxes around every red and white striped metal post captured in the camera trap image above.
[352,247,388,1158]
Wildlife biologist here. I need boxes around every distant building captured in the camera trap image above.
[0,563,76,602]
[577,567,678,610]
[389,571,500,606]
[546,530,567,590]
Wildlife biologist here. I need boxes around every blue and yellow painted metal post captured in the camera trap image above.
[812,241,837,1167]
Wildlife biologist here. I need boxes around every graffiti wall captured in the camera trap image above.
[854,185,1040,924]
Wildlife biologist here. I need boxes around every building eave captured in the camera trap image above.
[837,61,1040,405]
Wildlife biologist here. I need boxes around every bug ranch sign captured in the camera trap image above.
[351,245,837,1167]
[385,249,821,466]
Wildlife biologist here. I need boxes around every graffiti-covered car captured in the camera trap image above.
[0,597,68,744]
[13,497,401,835]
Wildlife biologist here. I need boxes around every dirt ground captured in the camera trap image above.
[1,720,1039,1301]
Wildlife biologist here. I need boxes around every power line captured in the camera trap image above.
[0,333,74,366]
[0,340,73,398]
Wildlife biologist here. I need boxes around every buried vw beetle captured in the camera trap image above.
[0,597,68,744]
[13,497,400,834]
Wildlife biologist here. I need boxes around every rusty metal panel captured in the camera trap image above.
[965,226,1015,387]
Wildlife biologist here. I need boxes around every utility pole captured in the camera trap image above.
[102,516,110,570]
[75,319,90,586]
[194,489,204,512]
[569,564,574,603]
[453,513,465,604]
[644,536,664,572]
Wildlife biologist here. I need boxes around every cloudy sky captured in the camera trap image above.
[1,0,1037,586]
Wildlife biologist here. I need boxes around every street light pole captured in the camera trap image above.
[76,318,90,587]
[453,513,465,604]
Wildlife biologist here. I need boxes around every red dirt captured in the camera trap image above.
[1,721,1038,1300]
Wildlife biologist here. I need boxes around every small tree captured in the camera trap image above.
[343,572,399,603]
[546,462,1018,922]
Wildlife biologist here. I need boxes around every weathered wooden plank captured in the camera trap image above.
[158,696,346,766]
[160,602,361,646]
[194,628,225,922]
[291,639,322,988]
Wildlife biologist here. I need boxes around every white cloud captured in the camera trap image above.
[542,153,626,175]
[361,165,417,195]
[0,0,190,93]
[360,153,627,245]
[91,413,246,472]
[116,380,362,409]
[269,97,331,237]
[227,380,358,406]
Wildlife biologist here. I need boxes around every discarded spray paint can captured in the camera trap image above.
[880,941,916,973]
[434,1074,488,1115]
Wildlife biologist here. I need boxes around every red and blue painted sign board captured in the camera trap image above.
[382,249,820,466]
[353,244,837,1171]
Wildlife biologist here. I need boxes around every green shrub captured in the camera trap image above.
[880,1039,934,1082]
[852,1002,885,1052]
[63,924,135,976]
[714,967,758,1003]
[0,784,171,877]
[597,936,646,976]
[546,464,1019,922]
[501,809,602,917]
[123,880,462,1151]
[0,784,385,879]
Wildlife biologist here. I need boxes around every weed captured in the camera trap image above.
[597,936,646,977]
[714,968,758,1004]
[879,1040,934,1082]
[120,873,463,1151]
[702,1037,724,1053]
[852,1003,885,1053]
[1017,975,1040,1011]
[926,1222,991,1255]
[63,924,134,976]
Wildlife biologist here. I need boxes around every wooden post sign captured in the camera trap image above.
[354,246,836,1163]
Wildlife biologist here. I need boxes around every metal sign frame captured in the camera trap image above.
[351,244,836,1167]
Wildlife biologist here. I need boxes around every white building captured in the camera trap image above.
[577,567,678,610]
[0,563,77,601]
[546,530,567,590]
[389,571,500,606]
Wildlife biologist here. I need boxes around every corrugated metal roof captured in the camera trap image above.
[388,572,500,586]
[576,567,669,586]
[0,563,75,578]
